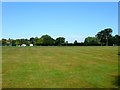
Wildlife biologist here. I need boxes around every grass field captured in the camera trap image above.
[2,46,118,88]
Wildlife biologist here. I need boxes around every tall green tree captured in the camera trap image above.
[25,39,30,46]
[65,41,68,46]
[2,39,7,46]
[113,35,120,46]
[30,37,35,44]
[74,40,78,46]
[55,37,65,46]
[21,39,27,44]
[6,38,12,46]
[34,37,39,45]
[40,34,55,46]
[96,28,112,46]
[11,39,16,46]
[15,39,22,45]
[84,37,100,46]
[36,38,43,45]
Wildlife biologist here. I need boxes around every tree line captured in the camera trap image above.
[1,28,120,46]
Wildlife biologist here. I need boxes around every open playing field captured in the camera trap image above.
[2,46,118,88]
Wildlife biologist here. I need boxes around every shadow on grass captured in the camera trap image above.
[113,75,120,88]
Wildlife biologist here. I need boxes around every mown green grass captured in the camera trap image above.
[2,46,118,88]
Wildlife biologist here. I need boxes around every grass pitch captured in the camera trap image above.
[2,46,118,88]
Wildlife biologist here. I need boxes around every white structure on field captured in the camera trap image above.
[21,44,26,47]
[30,44,33,46]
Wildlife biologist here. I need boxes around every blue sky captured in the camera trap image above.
[2,2,118,42]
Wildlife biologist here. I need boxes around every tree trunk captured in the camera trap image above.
[106,36,108,46]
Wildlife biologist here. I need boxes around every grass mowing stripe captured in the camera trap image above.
[2,46,118,88]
